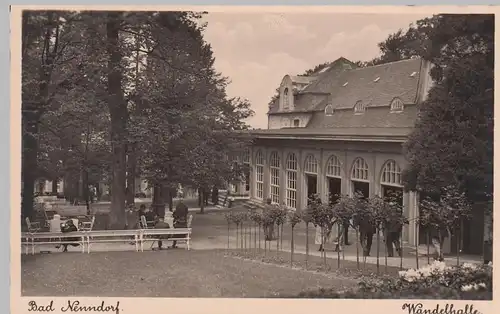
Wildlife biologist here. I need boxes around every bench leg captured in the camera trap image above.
[187,236,190,251]
[134,235,138,252]
[140,234,144,252]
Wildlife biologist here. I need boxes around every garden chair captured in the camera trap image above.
[25,217,41,233]
[43,210,57,229]
[141,215,156,229]
[79,215,95,231]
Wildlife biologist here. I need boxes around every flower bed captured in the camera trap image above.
[290,261,492,300]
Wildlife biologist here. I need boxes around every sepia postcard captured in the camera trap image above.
[10,5,498,314]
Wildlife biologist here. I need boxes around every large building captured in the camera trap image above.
[242,57,436,248]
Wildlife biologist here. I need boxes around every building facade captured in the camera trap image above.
[243,57,435,247]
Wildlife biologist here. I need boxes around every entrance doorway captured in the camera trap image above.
[382,185,403,206]
[306,175,317,201]
[328,177,341,204]
[352,181,369,199]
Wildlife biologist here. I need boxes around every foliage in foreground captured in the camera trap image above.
[292,261,492,300]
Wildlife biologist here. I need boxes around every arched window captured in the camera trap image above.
[324,104,334,116]
[354,101,366,114]
[269,152,280,204]
[304,154,318,175]
[351,157,369,181]
[381,160,402,186]
[286,153,298,209]
[255,150,264,200]
[390,98,404,112]
[325,155,342,178]
[283,88,290,109]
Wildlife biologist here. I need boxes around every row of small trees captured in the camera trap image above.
[225,185,472,273]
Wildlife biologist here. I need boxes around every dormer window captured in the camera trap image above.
[390,98,404,113]
[283,88,289,109]
[324,104,334,116]
[354,101,365,114]
[293,119,300,127]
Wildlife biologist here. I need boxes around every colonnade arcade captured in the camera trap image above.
[246,146,420,245]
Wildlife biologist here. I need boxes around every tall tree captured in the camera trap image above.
[22,11,87,218]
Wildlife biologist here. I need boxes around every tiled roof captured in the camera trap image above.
[268,58,423,114]
[268,57,356,114]
[315,58,423,110]
[306,105,418,129]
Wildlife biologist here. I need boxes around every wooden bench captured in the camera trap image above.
[139,228,192,252]
[84,230,140,253]
[22,231,86,255]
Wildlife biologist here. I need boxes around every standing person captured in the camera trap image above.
[263,198,275,241]
[343,221,350,245]
[172,198,189,248]
[384,219,403,257]
[212,186,219,205]
[354,213,376,257]
[310,195,328,252]
[429,222,449,262]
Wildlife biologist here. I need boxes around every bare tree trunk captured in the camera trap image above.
[152,183,166,217]
[337,224,341,269]
[427,230,430,264]
[290,226,294,267]
[305,222,309,269]
[200,190,205,214]
[356,227,360,269]
[106,12,127,229]
[21,105,38,219]
[51,179,58,194]
[126,144,137,207]
[376,227,380,275]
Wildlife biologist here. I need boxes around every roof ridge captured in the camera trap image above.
[347,57,422,72]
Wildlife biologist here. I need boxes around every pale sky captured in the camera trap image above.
[202,13,431,129]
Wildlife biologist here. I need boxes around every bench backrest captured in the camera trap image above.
[86,229,139,237]
[27,231,87,239]
[142,228,191,236]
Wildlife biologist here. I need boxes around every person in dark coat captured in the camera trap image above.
[58,220,80,252]
[211,186,219,205]
[172,198,189,248]
[263,198,275,241]
[384,219,403,257]
[353,212,376,257]
[154,217,171,250]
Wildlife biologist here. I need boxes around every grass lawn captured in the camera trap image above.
[226,249,402,278]
[21,249,359,298]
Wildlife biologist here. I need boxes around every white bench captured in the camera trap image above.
[84,230,140,253]
[139,228,192,252]
[22,231,86,255]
